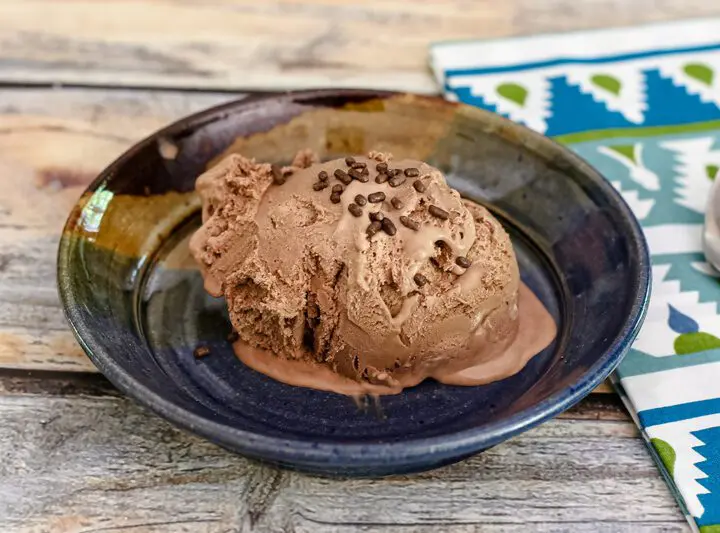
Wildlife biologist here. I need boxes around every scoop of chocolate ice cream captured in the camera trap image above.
[190,150,520,392]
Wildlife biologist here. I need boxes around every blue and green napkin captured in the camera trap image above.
[430,19,720,532]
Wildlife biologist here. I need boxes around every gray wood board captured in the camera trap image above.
[0,87,237,372]
[1,1,719,92]
[0,375,688,532]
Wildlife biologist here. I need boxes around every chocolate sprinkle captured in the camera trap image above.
[404,167,420,177]
[390,197,403,209]
[345,156,356,166]
[389,168,403,176]
[389,175,406,188]
[368,191,386,203]
[351,161,367,170]
[334,168,352,185]
[381,218,397,236]
[399,215,419,231]
[193,346,211,358]
[227,331,239,343]
[369,211,384,221]
[312,181,329,191]
[349,168,369,182]
[332,184,344,194]
[414,273,429,287]
[367,220,382,237]
[376,162,388,172]
[330,192,342,204]
[428,205,450,220]
[413,180,426,193]
[354,194,367,206]
[375,173,389,184]
[348,203,363,217]
[318,170,329,181]
[271,164,286,185]
[456,256,472,268]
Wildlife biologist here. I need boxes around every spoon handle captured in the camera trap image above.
[704,169,720,272]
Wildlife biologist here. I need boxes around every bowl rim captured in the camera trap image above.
[57,88,651,468]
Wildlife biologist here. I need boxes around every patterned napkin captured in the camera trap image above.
[430,19,720,532]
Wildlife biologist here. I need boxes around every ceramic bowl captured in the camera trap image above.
[58,90,650,476]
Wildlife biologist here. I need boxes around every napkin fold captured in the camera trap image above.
[430,19,720,532]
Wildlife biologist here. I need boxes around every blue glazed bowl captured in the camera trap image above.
[58,90,650,476]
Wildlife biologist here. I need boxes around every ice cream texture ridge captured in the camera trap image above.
[189,150,556,395]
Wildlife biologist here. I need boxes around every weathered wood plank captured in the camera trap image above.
[0,1,718,92]
[0,87,237,372]
[0,386,688,533]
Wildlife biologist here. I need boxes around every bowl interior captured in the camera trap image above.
[59,91,647,474]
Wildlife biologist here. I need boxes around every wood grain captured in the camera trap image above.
[0,87,237,371]
[0,377,688,533]
[0,1,718,93]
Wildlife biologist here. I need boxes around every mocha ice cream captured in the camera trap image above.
[190,150,556,395]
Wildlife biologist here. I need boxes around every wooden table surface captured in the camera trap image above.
[3,1,718,531]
